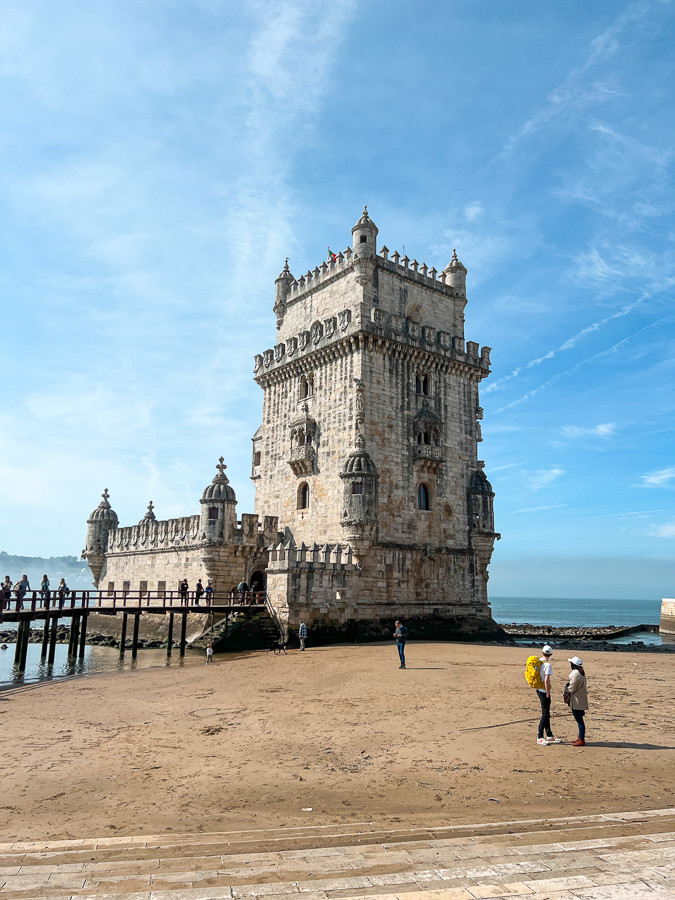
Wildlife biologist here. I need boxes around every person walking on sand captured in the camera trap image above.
[299,621,307,651]
[179,579,188,606]
[195,579,204,606]
[536,644,561,745]
[394,619,407,669]
[205,643,214,665]
[567,656,589,747]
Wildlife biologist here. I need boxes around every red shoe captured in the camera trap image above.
[572,738,585,747]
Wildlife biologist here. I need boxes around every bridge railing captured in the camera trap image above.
[0,589,267,616]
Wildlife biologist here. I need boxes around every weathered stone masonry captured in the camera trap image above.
[83,208,500,642]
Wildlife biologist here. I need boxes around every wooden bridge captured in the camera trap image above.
[1,589,271,673]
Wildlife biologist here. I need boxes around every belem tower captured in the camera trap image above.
[82,208,501,641]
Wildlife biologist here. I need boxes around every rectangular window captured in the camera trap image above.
[253,451,261,466]
[107,581,115,596]
[139,580,148,597]
[352,482,364,494]
[157,580,166,599]
[208,506,219,520]
[122,580,130,595]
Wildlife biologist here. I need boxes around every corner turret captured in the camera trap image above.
[199,457,237,543]
[443,249,467,295]
[351,206,378,259]
[273,259,294,329]
[83,489,119,586]
[340,432,379,548]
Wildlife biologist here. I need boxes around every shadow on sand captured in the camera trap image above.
[582,741,675,751]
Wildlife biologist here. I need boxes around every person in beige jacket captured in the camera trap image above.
[567,656,589,746]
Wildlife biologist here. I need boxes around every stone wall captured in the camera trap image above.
[660,599,675,636]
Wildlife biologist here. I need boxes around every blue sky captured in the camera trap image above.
[1,0,673,600]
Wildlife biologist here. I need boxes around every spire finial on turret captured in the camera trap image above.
[215,456,228,479]
[452,248,458,261]
[141,500,156,522]
[99,489,110,508]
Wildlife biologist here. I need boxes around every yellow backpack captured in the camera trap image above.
[525,655,544,689]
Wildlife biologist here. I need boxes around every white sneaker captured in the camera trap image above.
[546,737,562,744]
[536,738,549,745]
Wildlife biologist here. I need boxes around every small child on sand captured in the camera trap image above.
[205,643,214,665]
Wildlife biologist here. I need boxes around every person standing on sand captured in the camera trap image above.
[205,643,214,665]
[299,621,307,651]
[394,619,407,669]
[567,656,589,746]
[536,644,561,745]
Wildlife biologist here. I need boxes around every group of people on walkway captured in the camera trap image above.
[1,574,71,611]
[532,644,589,747]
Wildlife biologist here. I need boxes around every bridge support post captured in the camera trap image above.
[68,615,80,659]
[179,612,187,657]
[48,614,58,665]
[166,612,174,658]
[120,613,128,658]
[14,618,25,667]
[78,612,88,659]
[18,616,31,673]
[131,614,140,660]
[40,615,50,660]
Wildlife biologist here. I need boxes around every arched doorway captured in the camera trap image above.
[250,570,267,592]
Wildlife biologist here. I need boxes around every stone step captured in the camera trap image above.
[0,809,673,899]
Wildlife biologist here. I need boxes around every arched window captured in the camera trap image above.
[415,371,423,394]
[297,428,305,446]
[299,376,309,399]
[417,483,431,511]
[423,430,431,445]
[422,374,430,396]
[298,482,310,510]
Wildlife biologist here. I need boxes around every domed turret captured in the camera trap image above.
[83,489,118,587]
[340,433,379,539]
[351,206,378,259]
[200,457,237,542]
[443,249,467,294]
[273,258,294,329]
[468,463,495,534]
[140,500,156,523]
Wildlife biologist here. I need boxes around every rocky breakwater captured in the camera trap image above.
[501,623,673,654]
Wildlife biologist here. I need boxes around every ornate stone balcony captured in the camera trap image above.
[413,444,443,473]
[288,444,315,476]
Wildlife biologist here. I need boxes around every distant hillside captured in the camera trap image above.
[0,553,94,589]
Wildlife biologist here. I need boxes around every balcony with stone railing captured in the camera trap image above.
[413,444,443,474]
[288,444,316,476]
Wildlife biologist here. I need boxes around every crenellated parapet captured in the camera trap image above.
[254,311,491,382]
[267,540,357,573]
[106,515,202,554]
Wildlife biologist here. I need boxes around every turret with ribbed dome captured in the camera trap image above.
[443,248,467,295]
[351,205,378,259]
[83,489,118,586]
[340,432,379,541]
[200,457,237,542]
[273,258,294,329]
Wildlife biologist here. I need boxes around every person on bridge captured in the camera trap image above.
[1,576,11,611]
[179,579,188,605]
[237,580,249,602]
[205,581,214,605]
[40,575,50,602]
[195,579,205,606]
[57,578,70,607]
[14,575,30,610]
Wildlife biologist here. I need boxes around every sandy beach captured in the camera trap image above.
[1,641,673,841]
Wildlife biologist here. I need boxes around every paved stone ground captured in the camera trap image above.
[0,808,673,899]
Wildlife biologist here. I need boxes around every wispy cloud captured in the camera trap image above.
[510,504,568,515]
[527,468,564,490]
[640,468,675,488]
[651,522,675,538]
[561,423,617,439]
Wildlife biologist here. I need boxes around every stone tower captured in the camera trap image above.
[253,208,501,640]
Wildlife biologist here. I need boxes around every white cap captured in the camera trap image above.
[542,644,553,656]
[568,656,583,667]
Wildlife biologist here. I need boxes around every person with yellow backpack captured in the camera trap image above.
[525,645,562,745]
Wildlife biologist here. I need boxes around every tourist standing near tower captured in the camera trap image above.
[299,621,307,650]
[536,645,561,745]
[567,656,589,746]
[394,620,407,669]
